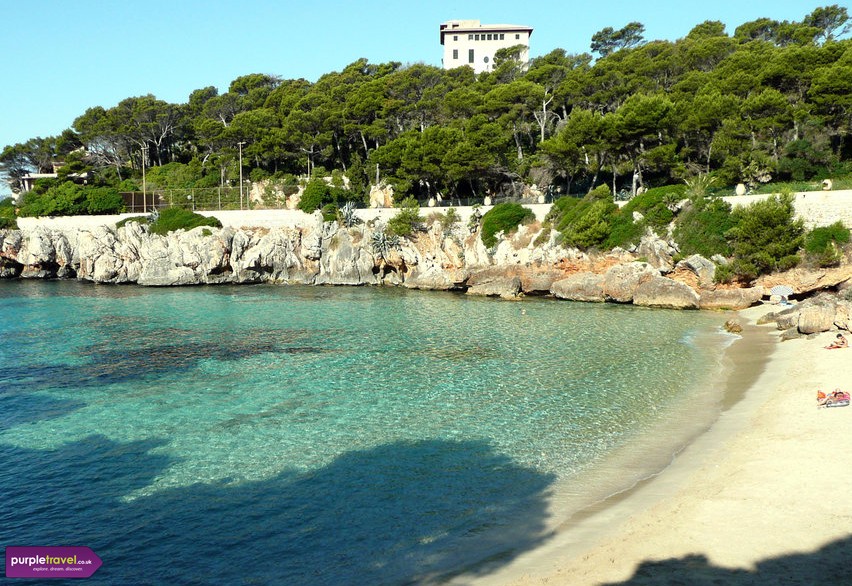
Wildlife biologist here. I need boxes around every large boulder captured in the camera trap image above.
[551,273,605,302]
[798,303,836,334]
[834,300,852,331]
[603,262,659,303]
[636,232,676,272]
[315,228,377,286]
[699,287,763,310]
[675,255,716,289]
[466,269,521,298]
[633,276,700,309]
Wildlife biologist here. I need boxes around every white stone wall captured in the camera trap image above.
[721,189,852,228]
[14,191,849,232]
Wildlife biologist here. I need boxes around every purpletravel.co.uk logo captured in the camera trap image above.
[5,546,102,579]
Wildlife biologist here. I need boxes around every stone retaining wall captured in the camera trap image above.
[14,191,851,231]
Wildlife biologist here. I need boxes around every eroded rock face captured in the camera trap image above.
[603,262,659,303]
[4,219,828,313]
[550,273,605,302]
[698,287,763,310]
[797,303,836,334]
[633,276,700,309]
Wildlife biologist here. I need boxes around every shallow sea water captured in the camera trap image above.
[0,281,731,584]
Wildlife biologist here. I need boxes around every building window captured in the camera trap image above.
[468,34,473,40]
[516,34,520,39]
[453,49,458,60]
[487,33,492,40]
[469,49,474,63]
[500,33,505,40]
[453,35,458,41]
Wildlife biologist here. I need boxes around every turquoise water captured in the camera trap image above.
[0,281,731,584]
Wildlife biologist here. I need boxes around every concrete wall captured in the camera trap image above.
[16,204,553,231]
[13,191,850,232]
[720,189,852,228]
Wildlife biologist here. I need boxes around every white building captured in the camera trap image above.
[440,20,533,74]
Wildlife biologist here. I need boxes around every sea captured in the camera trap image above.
[0,281,736,585]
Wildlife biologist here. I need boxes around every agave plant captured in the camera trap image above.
[370,226,400,259]
[340,201,361,228]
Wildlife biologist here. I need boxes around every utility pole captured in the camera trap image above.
[141,145,148,213]
[238,141,246,210]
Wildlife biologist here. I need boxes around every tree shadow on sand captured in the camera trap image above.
[603,537,852,586]
[0,435,556,585]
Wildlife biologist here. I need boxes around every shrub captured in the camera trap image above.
[673,195,735,258]
[480,202,534,248]
[85,187,125,214]
[387,196,422,237]
[604,186,681,249]
[297,179,330,213]
[148,207,222,235]
[0,197,18,229]
[115,216,150,229]
[321,203,338,222]
[804,221,850,267]
[726,194,804,281]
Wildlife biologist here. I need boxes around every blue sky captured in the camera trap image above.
[0,1,833,155]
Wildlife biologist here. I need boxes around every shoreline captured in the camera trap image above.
[467,303,852,585]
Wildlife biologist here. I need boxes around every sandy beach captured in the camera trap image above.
[469,303,852,585]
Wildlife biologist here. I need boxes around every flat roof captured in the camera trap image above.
[440,20,533,44]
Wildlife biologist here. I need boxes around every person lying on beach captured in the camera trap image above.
[825,333,848,349]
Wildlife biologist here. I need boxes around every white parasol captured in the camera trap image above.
[770,284,794,297]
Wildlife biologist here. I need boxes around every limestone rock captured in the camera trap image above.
[798,303,836,334]
[551,273,605,302]
[834,300,852,331]
[724,319,743,333]
[633,276,700,309]
[636,232,676,272]
[676,255,716,288]
[466,270,521,298]
[603,262,659,303]
[780,326,803,341]
[699,287,762,310]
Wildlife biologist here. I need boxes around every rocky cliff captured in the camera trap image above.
[1,211,837,311]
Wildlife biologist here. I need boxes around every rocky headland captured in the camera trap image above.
[2,211,851,334]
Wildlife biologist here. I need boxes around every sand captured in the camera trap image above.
[469,304,852,585]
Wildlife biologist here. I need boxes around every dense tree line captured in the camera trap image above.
[1,5,851,210]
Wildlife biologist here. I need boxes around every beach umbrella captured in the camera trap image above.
[770,284,794,297]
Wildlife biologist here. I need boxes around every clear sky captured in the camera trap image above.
[0,0,835,155]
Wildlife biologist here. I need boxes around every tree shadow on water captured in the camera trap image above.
[602,537,852,586]
[0,436,556,585]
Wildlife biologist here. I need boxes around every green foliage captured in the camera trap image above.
[605,186,682,249]
[726,194,805,281]
[673,195,735,257]
[320,203,338,222]
[387,196,422,237]
[561,199,618,249]
[297,179,352,214]
[148,207,222,235]
[0,197,18,229]
[84,187,125,214]
[480,203,535,248]
[18,182,124,216]
[115,216,150,229]
[804,221,850,267]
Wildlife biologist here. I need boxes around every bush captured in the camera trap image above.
[604,186,682,249]
[85,187,125,214]
[480,202,535,248]
[549,187,618,250]
[804,221,850,267]
[115,216,150,229]
[148,207,222,235]
[321,203,338,222]
[726,194,804,281]
[387,196,422,237]
[297,179,330,213]
[673,195,735,258]
[0,197,18,229]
